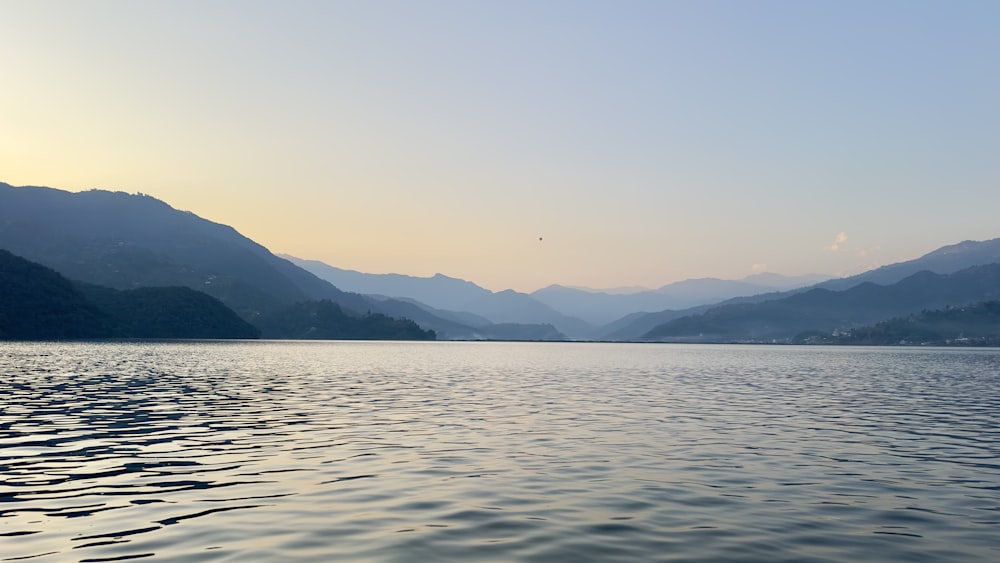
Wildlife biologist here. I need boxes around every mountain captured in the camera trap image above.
[806,300,1000,346]
[642,263,1000,343]
[742,272,834,289]
[0,182,373,319]
[375,297,566,341]
[0,182,560,341]
[255,300,434,340]
[598,306,711,342]
[818,238,1000,291]
[78,284,260,339]
[281,257,493,309]
[284,255,829,338]
[0,183,472,339]
[285,255,593,339]
[459,289,593,338]
[606,237,1000,341]
[0,248,258,339]
[532,273,830,326]
[0,248,113,339]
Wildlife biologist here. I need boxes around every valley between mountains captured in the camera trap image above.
[3,182,1000,345]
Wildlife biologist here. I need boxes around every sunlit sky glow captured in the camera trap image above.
[2,1,998,292]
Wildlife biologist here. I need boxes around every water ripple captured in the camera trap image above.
[1,342,998,561]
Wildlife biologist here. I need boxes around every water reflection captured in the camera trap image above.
[1,342,999,561]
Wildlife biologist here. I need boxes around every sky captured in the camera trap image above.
[2,1,998,292]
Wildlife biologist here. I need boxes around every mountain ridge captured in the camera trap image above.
[1,182,563,340]
[6,181,999,344]
[284,254,829,331]
[284,255,594,339]
[0,183,456,339]
[532,272,830,325]
[643,263,1000,343]
[608,236,1000,341]
[0,248,259,340]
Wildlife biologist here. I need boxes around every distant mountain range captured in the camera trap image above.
[607,237,1000,341]
[531,272,830,325]
[4,181,999,344]
[0,183,437,339]
[642,262,1000,343]
[283,255,828,336]
[0,183,358,316]
[283,256,593,338]
[0,182,554,340]
[817,238,1000,290]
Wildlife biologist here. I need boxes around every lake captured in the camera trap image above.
[1,341,998,562]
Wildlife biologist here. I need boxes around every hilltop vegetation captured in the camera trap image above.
[0,249,258,340]
[0,249,113,339]
[256,300,435,340]
[0,183,366,320]
[643,264,1000,343]
[3,182,1000,345]
[1,248,443,341]
[286,255,593,339]
[79,284,260,339]
[0,183,539,340]
[800,301,1000,346]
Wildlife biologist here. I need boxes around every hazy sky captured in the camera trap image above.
[3,1,998,292]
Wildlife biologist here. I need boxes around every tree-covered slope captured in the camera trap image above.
[0,182,470,337]
[0,183,366,318]
[0,249,113,339]
[643,263,1000,342]
[1,249,258,339]
[287,255,592,339]
[804,301,1000,346]
[607,237,1000,341]
[78,284,260,339]
[255,300,435,340]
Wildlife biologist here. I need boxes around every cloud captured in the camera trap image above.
[751,263,768,273]
[828,231,848,252]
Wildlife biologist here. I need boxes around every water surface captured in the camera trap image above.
[2,342,998,561]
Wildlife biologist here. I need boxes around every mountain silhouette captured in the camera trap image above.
[532,272,828,326]
[0,182,366,318]
[0,183,456,339]
[643,263,1000,342]
[255,300,434,340]
[813,300,1000,346]
[0,182,552,340]
[0,248,113,339]
[609,237,1000,341]
[0,248,258,339]
[818,237,1000,291]
[284,255,592,338]
[280,257,493,308]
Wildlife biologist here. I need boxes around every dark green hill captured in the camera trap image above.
[0,249,113,339]
[0,248,258,339]
[608,237,1000,341]
[78,284,260,339]
[807,301,1000,346]
[643,263,1000,343]
[0,182,468,338]
[0,182,368,318]
[255,300,435,340]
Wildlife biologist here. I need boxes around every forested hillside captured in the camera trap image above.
[1,249,258,339]
[802,301,1000,346]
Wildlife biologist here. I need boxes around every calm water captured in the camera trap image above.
[1,342,998,562]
